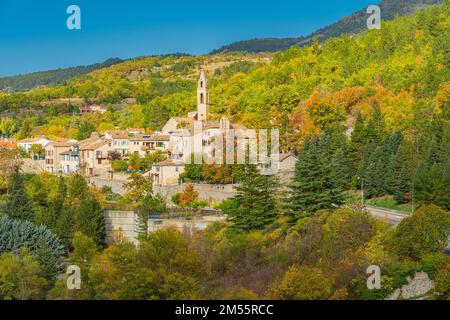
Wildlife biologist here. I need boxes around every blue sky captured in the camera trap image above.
[0,0,375,77]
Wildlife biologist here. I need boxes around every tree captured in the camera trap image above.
[414,162,450,210]
[76,198,106,248]
[75,121,96,140]
[30,144,45,159]
[394,166,411,204]
[0,248,47,300]
[0,216,64,279]
[5,171,34,221]
[89,243,155,300]
[286,133,345,218]
[127,152,141,171]
[388,205,450,261]
[224,165,279,231]
[178,183,199,208]
[123,173,153,203]
[137,194,166,237]
[348,112,367,172]
[55,206,75,250]
[269,265,333,300]
[67,173,87,200]
[46,176,67,231]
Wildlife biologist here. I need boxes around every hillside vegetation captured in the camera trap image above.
[0,58,123,92]
[213,0,442,53]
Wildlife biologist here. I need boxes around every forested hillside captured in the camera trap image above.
[212,0,442,53]
[0,58,123,92]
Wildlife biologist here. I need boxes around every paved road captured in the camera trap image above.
[365,205,450,255]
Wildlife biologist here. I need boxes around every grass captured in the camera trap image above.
[344,191,412,213]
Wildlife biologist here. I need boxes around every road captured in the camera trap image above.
[365,205,450,255]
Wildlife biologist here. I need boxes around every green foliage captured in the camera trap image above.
[67,173,88,200]
[0,216,64,279]
[224,165,279,231]
[388,204,450,261]
[287,129,348,217]
[212,0,441,53]
[0,248,48,300]
[75,121,96,140]
[4,171,34,221]
[75,198,106,248]
[414,161,450,210]
[112,159,128,172]
[137,194,167,237]
[269,265,333,300]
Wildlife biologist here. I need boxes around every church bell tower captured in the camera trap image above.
[197,69,209,123]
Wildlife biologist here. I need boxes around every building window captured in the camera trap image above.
[200,93,204,104]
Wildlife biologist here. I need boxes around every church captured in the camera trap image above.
[150,69,246,185]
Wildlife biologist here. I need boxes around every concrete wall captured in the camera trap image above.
[104,210,138,244]
[104,210,225,244]
[90,177,127,195]
[154,183,237,203]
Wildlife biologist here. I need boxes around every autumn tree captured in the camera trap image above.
[388,205,450,261]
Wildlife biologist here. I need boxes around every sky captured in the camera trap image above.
[0,0,376,77]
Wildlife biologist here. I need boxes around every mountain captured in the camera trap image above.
[212,0,442,53]
[0,58,123,92]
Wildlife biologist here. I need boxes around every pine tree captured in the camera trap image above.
[5,171,34,221]
[286,133,346,218]
[137,194,166,237]
[75,198,106,248]
[394,166,411,204]
[55,206,75,250]
[225,165,279,232]
[366,106,385,145]
[47,176,67,231]
[348,112,367,172]
[68,173,87,200]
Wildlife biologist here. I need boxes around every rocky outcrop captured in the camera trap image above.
[385,271,434,300]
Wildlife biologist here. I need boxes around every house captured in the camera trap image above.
[129,134,170,156]
[60,145,81,174]
[45,139,78,173]
[104,130,130,156]
[17,137,51,153]
[148,159,185,186]
[78,133,112,176]
[79,105,107,114]
[0,138,16,149]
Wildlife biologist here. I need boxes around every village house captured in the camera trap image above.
[79,105,107,114]
[104,130,131,156]
[149,159,185,186]
[129,134,170,157]
[60,145,81,174]
[17,137,51,153]
[79,134,112,177]
[45,139,78,173]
